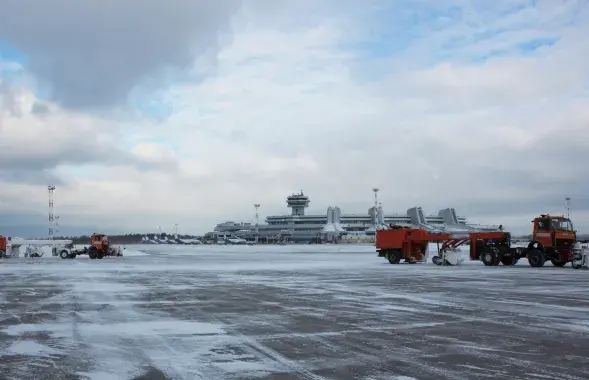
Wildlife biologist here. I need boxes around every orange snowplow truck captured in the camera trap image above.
[88,233,111,259]
[376,214,577,268]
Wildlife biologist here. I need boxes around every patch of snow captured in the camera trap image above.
[2,323,72,339]
[82,320,224,337]
[5,340,62,357]
[119,246,147,256]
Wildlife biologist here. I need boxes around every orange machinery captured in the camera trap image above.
[0,235,7,258]
[60,233,122,260]
[376,214,576,267]
[376,226,517,266]
[526,214,576,267]
[85,233,121,259]
[1,233,122,260]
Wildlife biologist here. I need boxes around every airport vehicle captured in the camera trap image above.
[376,214,577,268]
[525,215,576,267]
[87,233,122,259]
[571,243,589,269]
[376,226,516,266]
[0,233,122,260]
[60,233,123,260]
[1,235,74,259]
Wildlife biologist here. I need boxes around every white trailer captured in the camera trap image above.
[4,239,75,259]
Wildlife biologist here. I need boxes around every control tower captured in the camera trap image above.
[286,191,310,216]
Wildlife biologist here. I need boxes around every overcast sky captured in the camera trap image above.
[0,0,587,236]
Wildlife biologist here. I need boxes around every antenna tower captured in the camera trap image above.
[48,185,56,240]
[254,204,260,244]
[565,197,571,219]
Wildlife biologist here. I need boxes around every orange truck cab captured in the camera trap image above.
[528,214,576,266]
[90,233,109,251]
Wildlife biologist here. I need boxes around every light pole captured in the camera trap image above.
[254,204,260,244]
[565,197,571,219]
[173,223,179,237]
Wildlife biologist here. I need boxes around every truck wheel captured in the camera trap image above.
[527,249,545,267]
[501,256,516,266]
[387,250,402,264]
[88,246,98,259]
[572,259,583,269]
[97,253,104,259]
[432,255,441,265]
[481,248,498,266]
[550,259,566,267]
[59,250,70,259]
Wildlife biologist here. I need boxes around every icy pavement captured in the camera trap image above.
[1,244,589,380]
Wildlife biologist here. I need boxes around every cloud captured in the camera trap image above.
[0,0,588,235]
[0,0,240,111]
[0,80,179,216]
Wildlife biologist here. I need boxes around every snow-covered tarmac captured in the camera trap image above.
[1,244,589,380]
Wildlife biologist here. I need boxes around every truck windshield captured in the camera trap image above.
[552,219,573,231]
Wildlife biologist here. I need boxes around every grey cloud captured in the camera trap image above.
[0,140,123,171]
[0,82,177,178]
[460,195,589,219]
[0,211,107,237]
[31,102,51,115]
[0,0,241,111]
[0,211,49,238]
[278,121,588,223]
[0,169,64,186]
[0,142,178,183]
[413,128,589,217]
[0,80,23,117]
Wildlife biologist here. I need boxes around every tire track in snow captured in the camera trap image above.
[225,282,464,380]
[0,274,83,380]
[211,291,327,378]
[176,275,328,380]
[65,268,212,380]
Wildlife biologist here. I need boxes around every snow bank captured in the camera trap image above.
[119,246,147,256]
